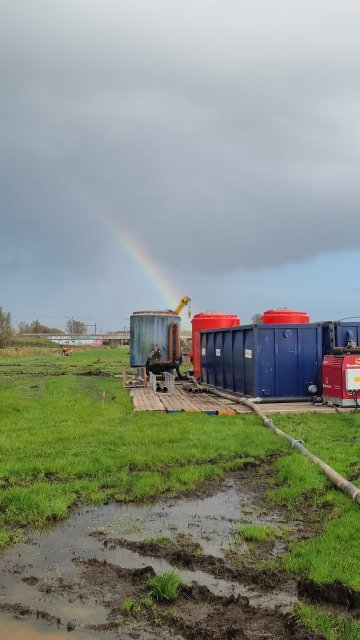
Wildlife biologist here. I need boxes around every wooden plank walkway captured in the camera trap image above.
[130,387,166,412]
[130,385,348,415]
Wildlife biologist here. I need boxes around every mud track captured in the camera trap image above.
[0,464,355,639]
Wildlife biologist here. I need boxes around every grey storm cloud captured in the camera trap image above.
[1,0,360,277]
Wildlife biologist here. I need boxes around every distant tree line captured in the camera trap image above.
[18,320,65,335]
[0,306,88,348]
[0,306,263,349]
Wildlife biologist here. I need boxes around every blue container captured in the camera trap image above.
[130,311,181,370]
[200,323,323,400]
[321,321,360,354]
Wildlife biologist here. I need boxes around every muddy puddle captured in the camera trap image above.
[0,467,324,639]
[0,610,108,639]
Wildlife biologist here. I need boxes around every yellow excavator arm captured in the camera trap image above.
[174,296,191,317]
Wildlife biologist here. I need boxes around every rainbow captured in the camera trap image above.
[75,188,181,309]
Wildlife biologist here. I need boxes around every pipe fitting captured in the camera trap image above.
[292,439,304,447]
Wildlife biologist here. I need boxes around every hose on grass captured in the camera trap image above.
[203,386,360,507]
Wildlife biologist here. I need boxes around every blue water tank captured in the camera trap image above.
[130,311,181,372]
[200,323,323,400]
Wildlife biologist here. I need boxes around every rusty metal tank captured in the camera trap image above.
[130,310,181,373]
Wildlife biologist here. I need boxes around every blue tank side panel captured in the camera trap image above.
[200,323,322,399]
[223,330,234,391]
[200,332,207,383]
[200,331,215,386]
[298,326,322,395]
[206,332,215,386]
[233,329,245,394]
[214,332,224,389]
[244,328,255,396]
[257,325,321,398]
[276,328,299,397]
[257,327,275,398]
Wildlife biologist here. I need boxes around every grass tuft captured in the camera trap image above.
[236,523,280,542]
[121,596,138,616]
[147,571,185,601]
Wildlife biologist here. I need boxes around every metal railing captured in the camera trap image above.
[149,372,157,393]
[148,371,175,394]
[164,372,175,395]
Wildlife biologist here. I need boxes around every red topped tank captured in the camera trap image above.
[261,309,310,324]
[191,313,240,378]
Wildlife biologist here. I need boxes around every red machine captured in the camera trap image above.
[191,312,240,379]
[322,354,360,407]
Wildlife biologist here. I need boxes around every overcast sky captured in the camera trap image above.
[1,0,360,332]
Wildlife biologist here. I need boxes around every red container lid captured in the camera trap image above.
[192,313,240,330]
[262,309,310,324]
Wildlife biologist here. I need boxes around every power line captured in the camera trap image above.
[337,315,360,321]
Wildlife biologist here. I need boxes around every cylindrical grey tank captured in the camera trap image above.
[130,311,181,373]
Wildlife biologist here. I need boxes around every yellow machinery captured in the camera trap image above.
[174,296,191,317]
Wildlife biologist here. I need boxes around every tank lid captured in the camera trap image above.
[192,312,239,319]
[262,308,310,324]
[132,310,178,316]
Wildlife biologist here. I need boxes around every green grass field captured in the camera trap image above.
[1,344,360,639]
